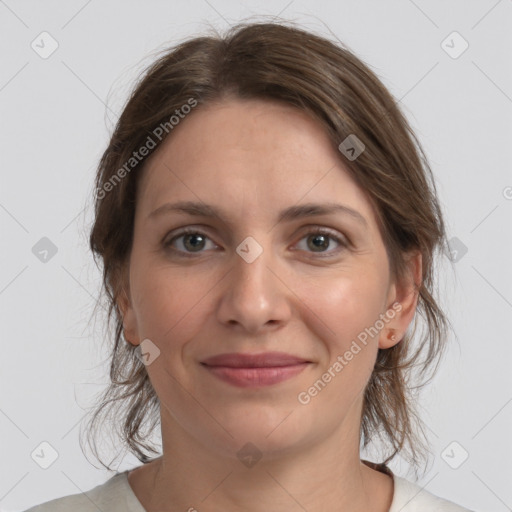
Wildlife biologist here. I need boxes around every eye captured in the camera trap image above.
[163,228,217,256]
[163,226,348,258]
[294,227,348,257]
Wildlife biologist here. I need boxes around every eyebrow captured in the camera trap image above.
[147,200,368,228]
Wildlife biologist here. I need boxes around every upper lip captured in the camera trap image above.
[201,351,310,368]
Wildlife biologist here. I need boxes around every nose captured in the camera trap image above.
[216,237,292,334]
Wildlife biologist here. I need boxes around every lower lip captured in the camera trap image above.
[203,363,310,388]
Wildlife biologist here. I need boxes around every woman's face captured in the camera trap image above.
[120,98,419,460]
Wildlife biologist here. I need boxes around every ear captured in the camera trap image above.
[116,268,141,347]
[379,249,422,349]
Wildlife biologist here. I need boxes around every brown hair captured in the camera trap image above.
[82,20,450,475]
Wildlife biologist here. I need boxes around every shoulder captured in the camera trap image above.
[390,474,475,512]
[23,472,145,512]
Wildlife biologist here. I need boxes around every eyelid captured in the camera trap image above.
[162,224,350,257]
[292,226,350,256]
[162,226,220,255]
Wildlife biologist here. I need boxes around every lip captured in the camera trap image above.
[201,351,310,367]
[201,352,311,388]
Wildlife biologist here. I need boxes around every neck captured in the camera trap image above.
[128,407,394,512]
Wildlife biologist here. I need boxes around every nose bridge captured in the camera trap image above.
[217,232,287,331]
[232,233,273,297]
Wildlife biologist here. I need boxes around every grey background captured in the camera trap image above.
[1,1,511,511]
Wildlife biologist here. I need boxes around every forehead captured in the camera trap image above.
[136,98,376,225]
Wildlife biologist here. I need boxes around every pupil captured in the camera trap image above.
[310,234,328,251]
[182,233,330,253]
[185,234,204,251]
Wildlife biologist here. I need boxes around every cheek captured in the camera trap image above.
[130,261,215,351]
[302,269,387,392]
[310,269,387,342]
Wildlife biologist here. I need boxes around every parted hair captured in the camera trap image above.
[82,20,450,475]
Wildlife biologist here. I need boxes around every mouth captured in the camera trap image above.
[200,352,312,388]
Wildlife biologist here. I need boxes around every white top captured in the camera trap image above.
[24,468,474,511]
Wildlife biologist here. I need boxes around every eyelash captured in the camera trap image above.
[163,226,349,259]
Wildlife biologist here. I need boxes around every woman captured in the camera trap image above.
[26,21,474,512]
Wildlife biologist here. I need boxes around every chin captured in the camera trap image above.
[202,405,318,461]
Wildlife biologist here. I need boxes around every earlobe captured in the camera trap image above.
[378,250,422,350]
[379,327,401,349]
[117,288,141,346]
